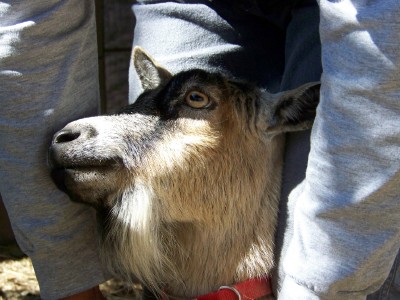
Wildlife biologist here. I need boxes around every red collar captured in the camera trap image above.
[164,277,272,300]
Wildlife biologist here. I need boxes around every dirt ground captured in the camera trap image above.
[0,257,142,300]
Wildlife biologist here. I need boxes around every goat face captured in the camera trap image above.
[48,47,319,292]
[49,47,319,212]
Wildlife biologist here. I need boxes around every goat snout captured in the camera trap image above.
[53,129,81,144]
[48,123,98,168]
[52,124,97,146]
[48,119,127,206]
[48,121,105,175]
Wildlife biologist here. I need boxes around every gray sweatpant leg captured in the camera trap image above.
[0,1,107,298]
[279,0,400,299]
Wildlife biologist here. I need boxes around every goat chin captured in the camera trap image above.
[100,135,284,297]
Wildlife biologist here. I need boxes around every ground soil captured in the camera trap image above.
[0,257,141,300]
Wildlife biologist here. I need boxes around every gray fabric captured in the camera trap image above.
[368,249,400,300]
[279,0,400,299]
[273,0,322,294]
[129,0,290,101]
[0,1,108,299]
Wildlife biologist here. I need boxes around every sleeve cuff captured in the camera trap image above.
[278,276,366,300]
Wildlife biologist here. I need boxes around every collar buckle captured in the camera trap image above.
[218,286,242,300]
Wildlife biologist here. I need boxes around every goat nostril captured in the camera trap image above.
[54,130,81,144]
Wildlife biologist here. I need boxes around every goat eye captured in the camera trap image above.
[185,91,210,109]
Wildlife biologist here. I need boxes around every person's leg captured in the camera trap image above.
[0,1,107,298]
[279,0,400,298]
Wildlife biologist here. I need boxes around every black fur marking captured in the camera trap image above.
[154,69,226,120]
[118,89,161,117]
[119,69,225,120]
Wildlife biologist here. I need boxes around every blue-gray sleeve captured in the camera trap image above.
[0,1,108,298]
[279,0,400,299]
[129,1,289,102]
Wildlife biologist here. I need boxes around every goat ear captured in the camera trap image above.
[133,46,172,91]
[268,82,320,134]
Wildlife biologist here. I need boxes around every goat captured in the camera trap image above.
[49,47,319,299]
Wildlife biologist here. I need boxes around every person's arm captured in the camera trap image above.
[279,0,400,298]
[0,1,107,298]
